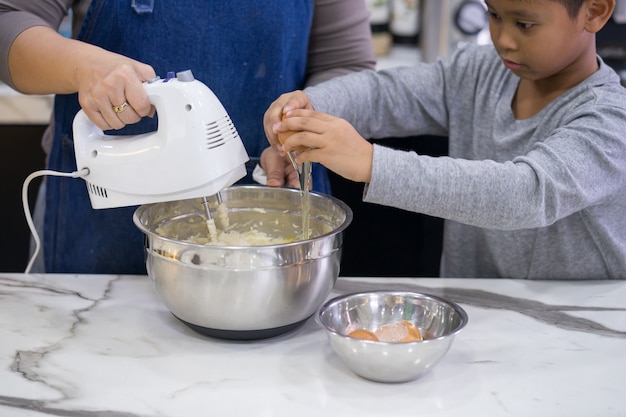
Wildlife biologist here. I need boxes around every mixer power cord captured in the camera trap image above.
[22,168,90,274]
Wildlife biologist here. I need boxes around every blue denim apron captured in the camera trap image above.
[45,0,327,273]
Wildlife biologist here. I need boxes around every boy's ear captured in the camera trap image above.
[583,0,615,33]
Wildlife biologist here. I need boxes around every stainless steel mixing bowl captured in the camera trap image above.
[133,185,352,340]
[316,291,468,383]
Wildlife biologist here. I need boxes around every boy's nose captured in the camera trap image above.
[491,27,517,51]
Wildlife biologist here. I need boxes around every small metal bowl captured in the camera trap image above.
[316,291,468,383]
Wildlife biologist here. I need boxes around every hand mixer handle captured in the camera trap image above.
[73,70,249,209]
[74,70,227,150]
[73,72,181,155]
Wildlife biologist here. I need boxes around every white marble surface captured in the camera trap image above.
[1,274,625,417]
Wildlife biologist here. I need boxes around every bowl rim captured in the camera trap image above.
[133,185,353,249]
[315,290,469,345]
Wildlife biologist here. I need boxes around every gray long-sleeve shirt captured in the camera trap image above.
[306,44,626,279]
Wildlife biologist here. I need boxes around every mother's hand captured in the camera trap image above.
[260,147,300,188]
[77,54,156,131]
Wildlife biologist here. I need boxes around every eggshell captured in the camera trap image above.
[278,114,307,152]
[348,329,379,341]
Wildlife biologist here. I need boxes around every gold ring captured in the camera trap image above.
[113,102,129,113]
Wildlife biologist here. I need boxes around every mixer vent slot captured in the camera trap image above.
[87,181,108,199]
[204,115,239,149]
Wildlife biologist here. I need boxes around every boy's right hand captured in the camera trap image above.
[263,90,314,153]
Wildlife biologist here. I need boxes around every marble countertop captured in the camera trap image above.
[1,274,625,416]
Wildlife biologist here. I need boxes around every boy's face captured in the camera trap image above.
[485,0,592,82]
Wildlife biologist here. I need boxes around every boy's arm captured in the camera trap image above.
[305,63,450,141]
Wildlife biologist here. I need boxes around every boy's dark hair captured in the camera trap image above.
[554,0,585,19]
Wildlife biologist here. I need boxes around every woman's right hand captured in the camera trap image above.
[8,26,156,131]
[75,52,157,131]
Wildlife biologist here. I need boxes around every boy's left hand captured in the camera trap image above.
[274,109,373,183]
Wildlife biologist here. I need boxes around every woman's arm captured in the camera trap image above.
[306,0,377,86]
[0,0,74,89]
[0,1,155,130]
[8,24,155,131]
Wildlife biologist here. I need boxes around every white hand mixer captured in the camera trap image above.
[22,69,249,272]
[73,69,249,209]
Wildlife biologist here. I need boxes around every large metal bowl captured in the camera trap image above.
[316,291,468,383]
[133,185,352,340]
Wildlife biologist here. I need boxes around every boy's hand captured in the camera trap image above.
[263,90,314,152]
[275,109,373,183]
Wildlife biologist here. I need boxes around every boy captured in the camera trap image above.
[264,0,626,279]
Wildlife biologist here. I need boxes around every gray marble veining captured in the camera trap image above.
[334,279,626,338]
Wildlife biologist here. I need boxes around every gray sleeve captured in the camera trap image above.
[305,0,376,87]
[305,61,451,139]
[0,0,73,87]
[364,145,540,229]
[365,96,626,231]
[307,45,626,231]
[305,45,498,140]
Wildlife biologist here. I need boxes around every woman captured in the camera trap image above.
[0,0,376,273]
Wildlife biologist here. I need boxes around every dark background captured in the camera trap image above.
[1,124,47,272]
[328,135,447,277]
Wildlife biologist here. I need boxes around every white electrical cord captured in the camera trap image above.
[22,168,90,274]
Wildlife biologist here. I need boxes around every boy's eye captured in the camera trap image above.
[486,11,499,20]
[517,22,534,30]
